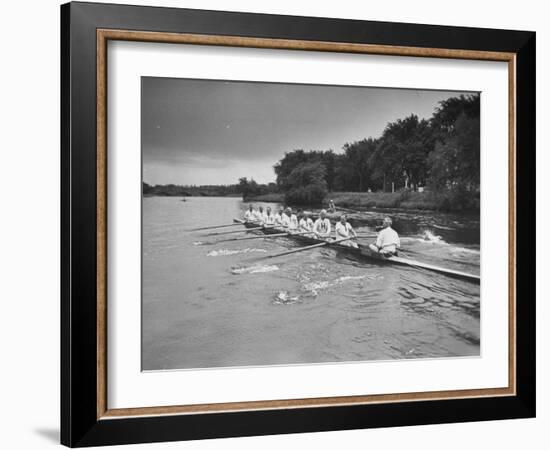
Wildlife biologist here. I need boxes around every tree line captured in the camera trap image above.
[273,94,480,205]
[143,182,241,197]
[142,180,277,198]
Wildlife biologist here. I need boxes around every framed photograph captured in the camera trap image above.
[61,2,535,447]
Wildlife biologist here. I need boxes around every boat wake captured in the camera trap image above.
[207,248,267,257]
[451,246,480,255]
[415,230,448,245]
[231,264,279,274]
[408,230,480,256]
[303,275,371,297]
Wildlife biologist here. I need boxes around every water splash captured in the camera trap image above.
[303,280,332,296]
[231,265,279,275]
[207,248,267,257]
[273,291,301,305]
[416,230,447,245]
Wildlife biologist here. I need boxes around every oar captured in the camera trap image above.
[204,223,279,236]
[265,236,352,259]
[187,222,243,232]
[213,230,311,244]
[204,225,261,236]
[336,206,360,214]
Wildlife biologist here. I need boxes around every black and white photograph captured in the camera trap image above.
[141,77,481,371]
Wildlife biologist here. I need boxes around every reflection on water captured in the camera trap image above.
[142,196,480,370]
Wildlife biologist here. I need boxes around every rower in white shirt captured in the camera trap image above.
[264,207,275,226]
[254,206,265,223]
[334,215,358,248]
[369,217,400,256]
[274,208,283,226]
[298,211,314,236]
[313,210,332,239]
[280,208,291,228]
[244,204,256,222]
[286,207,298,232]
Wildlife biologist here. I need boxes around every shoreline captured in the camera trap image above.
[144,191,479,213]
[245,191,480,213]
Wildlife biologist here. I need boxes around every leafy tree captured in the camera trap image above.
[320,150,337,192]
[369,115,433,191]
[274,150,310,188]
[336,138,378,191]
[430,94,480,140]
[284,161,328,205]
[238,177,261,198]
[142,182,153,195]
[427,113,480,192]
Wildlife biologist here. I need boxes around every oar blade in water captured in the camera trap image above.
[264,236,352,259]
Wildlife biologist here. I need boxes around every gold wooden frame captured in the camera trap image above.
[96,29,516,420]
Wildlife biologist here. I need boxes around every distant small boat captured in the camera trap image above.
[181,198,187,202]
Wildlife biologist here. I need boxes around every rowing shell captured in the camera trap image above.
[234,219,480,283]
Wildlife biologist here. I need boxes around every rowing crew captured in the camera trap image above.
[243,205,359,248]
[244,204,304,230]
[244,204,401,256]
[244,205,296,227]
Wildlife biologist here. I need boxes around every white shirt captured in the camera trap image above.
[288,214,298,230]
[299,217,313,231]
[264,213,275,225]
[281,213,291,228]
[335,221,355,239]
[274,213,282,225]
[253,210,264,221]
[376,227,400,253]
[314,218,331,236]
[244,210,254,221]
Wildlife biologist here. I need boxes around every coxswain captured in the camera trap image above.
[313,210,332,239]
[335,215,358,248]
[369,217,400,256]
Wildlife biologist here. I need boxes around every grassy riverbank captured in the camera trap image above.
[246,190,479,212]
[329,191,479,212]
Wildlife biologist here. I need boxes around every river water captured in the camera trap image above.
[142,196,480,371]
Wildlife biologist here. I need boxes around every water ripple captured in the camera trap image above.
[207,248,267,257]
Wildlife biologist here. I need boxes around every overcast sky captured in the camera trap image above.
[142,77,473,185]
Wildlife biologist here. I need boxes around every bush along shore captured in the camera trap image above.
[328,190,479,212]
